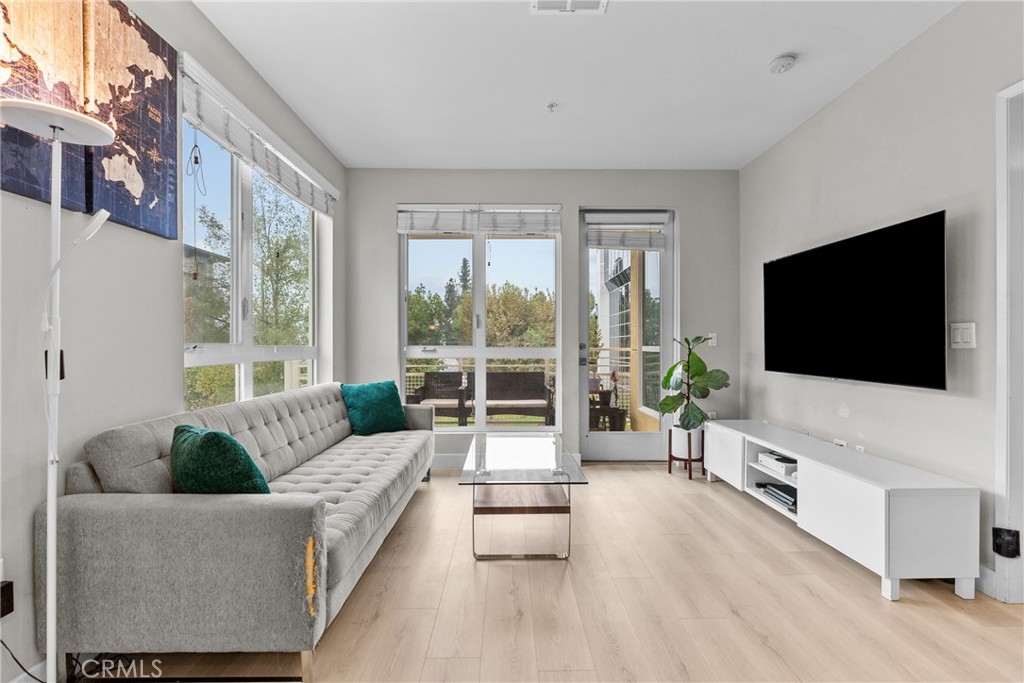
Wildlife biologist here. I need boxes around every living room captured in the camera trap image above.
[0,1,1021,681]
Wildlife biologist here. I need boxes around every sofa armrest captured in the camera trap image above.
[404,403,435,431]
[35,493,327,654]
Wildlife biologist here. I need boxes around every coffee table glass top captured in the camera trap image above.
[458,433,588,485]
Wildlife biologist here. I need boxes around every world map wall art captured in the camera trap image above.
[0,0,178,239]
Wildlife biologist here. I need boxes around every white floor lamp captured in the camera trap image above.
[0,99,114,683]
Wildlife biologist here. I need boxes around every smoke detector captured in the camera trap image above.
[769,53,798,75]
[532,0,608,15]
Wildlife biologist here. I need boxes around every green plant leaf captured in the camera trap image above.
[658,393,686,415]
[687,351,707,378]
[691,384,711,399]
[662,360,683,390]
[679,401,707,430]
[693,369,730,391]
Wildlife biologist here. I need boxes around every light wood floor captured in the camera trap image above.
[132,465,1022,682]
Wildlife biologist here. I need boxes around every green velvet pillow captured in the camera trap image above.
[341,381,408,436]
[171,425,270,494]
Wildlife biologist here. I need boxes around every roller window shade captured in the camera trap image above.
[180,55,337,215]
[397,204,561,234]
[584,211,671,250]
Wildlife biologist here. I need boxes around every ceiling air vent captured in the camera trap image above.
[531,0,608,15]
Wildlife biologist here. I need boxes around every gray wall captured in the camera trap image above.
[0,2,346,676]
[738,2,1023,574]
[343,169,741,456]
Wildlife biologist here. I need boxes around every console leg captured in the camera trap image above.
[301,650,314,683]
[954,577,976,599]
[881,577,900,601]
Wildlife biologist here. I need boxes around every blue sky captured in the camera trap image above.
[183,123,232,253]
[408,237,556,294]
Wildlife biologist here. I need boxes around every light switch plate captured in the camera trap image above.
[950,322,976,349]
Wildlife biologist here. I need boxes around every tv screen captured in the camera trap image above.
[763,211,947,390]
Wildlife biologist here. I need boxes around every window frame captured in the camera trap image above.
[183,127,319,406]
[400,231,562,432]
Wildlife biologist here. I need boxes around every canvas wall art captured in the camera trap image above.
[0,0,177,239]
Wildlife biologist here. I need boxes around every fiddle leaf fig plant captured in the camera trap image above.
[659,336,731,431]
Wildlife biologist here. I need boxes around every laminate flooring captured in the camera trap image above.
[117,465,1024,682]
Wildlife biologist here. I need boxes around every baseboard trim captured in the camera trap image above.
[978,564,997,599]
[431,453,467,469]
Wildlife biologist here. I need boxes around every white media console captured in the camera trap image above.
[704,420,980,600]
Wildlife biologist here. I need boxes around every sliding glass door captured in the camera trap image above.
[400,205,561,431]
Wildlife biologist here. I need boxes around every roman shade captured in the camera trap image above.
[397,204,561,235]
[583,211,671,250]
[179,53,338,215]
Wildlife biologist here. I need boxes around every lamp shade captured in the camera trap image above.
[0,99,114,146]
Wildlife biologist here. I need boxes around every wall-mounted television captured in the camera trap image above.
[763,211,947,390]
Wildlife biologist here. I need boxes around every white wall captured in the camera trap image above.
[0,2,346,677]
[343,169,740,456]
[739,2,1023,576]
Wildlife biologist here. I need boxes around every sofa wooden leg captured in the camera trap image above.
[301,650,314,683]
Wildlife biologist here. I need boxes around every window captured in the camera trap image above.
[182,120,317,409]
[400,205,560,430]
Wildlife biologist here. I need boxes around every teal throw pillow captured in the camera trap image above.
[171,425,270,494]
[341,381,408,436]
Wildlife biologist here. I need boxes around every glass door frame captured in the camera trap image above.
[578,210,675,461]
[400,232,562,432]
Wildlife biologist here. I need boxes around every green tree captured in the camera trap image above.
[458,257,471,294]
[252,174,311,347]
[588,291,602,350]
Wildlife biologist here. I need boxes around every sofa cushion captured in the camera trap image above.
[269,429,433,588]
[341,381,407,435]
[86,384,351,493]
[171,425,271,494]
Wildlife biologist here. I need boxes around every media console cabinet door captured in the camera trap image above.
[705,423,744,490]
[798,459,886,575]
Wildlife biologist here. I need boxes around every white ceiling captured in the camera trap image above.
[194,1,957,170]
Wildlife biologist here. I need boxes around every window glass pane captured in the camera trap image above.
[252,173,313,346]
[253,360,313,398]
[485,358,556,427]
[641,251,661,411]
[183,122,232,344]
[406,236,473,346]
[485,236,556,348]
[589,247,663,432]
[405,358,476,428]
[184,365,237,410]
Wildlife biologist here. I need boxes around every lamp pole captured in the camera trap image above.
[0,99,114,682]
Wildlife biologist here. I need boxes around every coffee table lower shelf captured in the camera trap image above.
[472,484,572,560]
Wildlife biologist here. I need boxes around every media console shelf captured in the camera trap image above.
[705,420,980,601]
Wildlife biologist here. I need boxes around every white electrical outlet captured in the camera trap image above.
[855,445,866,453]
[833,438,847,448]
[706,333,718,347]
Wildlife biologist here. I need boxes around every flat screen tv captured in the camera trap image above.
[763,211,947,390]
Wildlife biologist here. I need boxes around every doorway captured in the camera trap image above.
[579,210,674,460]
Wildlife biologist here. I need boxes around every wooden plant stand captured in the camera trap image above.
[668,426,705,479]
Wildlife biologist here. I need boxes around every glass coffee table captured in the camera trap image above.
[458,432,588,560]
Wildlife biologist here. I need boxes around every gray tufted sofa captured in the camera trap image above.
[34,383,434,681]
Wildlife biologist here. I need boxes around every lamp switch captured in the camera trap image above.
[950,323,976,349]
